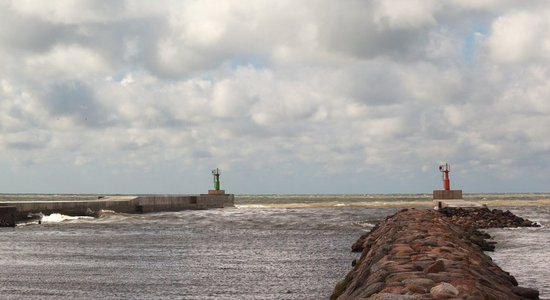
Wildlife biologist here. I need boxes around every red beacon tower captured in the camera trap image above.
[439,163,450,191]
[433,162,463,207]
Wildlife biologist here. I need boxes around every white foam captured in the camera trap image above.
[235,204,270,209]
[352,221,376,228]
[41,213,94,223]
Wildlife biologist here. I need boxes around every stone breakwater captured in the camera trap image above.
[332,208,541,300]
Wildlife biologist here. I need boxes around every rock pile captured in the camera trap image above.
[439,207,540,230]
[332,208,540,299]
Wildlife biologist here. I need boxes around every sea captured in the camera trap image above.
[0,193,549,299]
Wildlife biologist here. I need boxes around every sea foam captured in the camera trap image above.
[41,213,93,223]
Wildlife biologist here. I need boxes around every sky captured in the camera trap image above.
[0,0,549,194]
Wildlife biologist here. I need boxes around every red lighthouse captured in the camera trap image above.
[439,163,450,191]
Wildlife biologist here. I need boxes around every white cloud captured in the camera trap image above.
[8,0,129,24]
[373,0,437,29]
[26,45,110,79]
[449,0,508,11]
[487,10,550,63]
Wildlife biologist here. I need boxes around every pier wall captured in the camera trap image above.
[0,194,234,224]
[136,194,234,213]
[0,206,16,227]
[433,189,462,199]
[7,197,139,220]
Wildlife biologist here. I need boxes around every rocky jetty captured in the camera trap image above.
[333,208,540,299]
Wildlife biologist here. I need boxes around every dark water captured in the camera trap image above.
[0,194,549,299]
[0,205,395,299]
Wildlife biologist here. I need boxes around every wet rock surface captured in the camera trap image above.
[332,208,541,299]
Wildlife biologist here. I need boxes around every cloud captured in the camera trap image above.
[42,80,113,128]
[26,45,111,79]
[0,3,68,53]
[7,0,129,24]
[486,10,550,64]
[372,0,437,29]
[0,0,549,193]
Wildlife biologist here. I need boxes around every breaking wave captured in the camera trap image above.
[41,213,94,223]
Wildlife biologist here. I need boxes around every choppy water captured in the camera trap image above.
[0,194,549,299]
[483,206,550,300]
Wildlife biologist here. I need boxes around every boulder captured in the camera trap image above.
[424,260,445,273]
[511,286,540,299]
[430,282,459,298]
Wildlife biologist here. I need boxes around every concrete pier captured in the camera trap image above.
[0,194,234,224]
[432,189,484,209]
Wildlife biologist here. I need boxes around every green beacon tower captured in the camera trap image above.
[208,168,225,195]
[212,168,221,190]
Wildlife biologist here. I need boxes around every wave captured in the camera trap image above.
[472,199,550,206]
[16,213,95,226]
[235,204,272,209]
[236,201,434,208]
[235,199,550,209]
[352,221,376,228]
[41,213,94,223]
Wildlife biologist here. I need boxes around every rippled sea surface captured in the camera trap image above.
[483,205,550,300]
[0,194,549,299]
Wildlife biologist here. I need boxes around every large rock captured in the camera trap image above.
[430,282,458,298]
[512,286,540,299]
